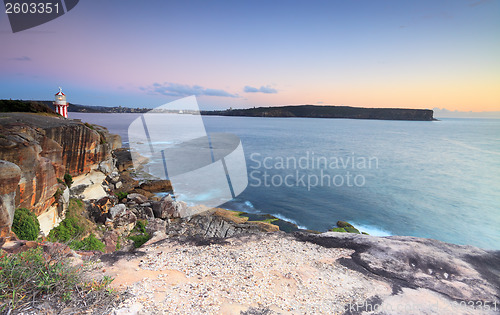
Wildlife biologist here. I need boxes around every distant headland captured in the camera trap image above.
[201,105,435,121]
[0,100,434,121]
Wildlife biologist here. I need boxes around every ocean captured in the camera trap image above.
[70,112,500,250]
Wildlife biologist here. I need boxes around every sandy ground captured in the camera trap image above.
[99,233,390,314]
[87,232,498,315]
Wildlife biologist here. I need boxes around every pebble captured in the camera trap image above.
[112,234,386,314]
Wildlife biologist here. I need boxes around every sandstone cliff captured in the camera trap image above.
[0,113,121,237]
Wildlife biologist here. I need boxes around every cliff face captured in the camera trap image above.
[0,113,121,230]
[0,161,21,239]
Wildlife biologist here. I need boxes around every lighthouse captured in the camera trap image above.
[54,87,68,118]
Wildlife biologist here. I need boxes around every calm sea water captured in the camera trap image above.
[71,112,500,250]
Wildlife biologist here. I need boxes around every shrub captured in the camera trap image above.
[135,220,147,234]
[115,191,128,200]
[128,234,150,248]
[11,208,40,241]
[53,188,63,201]
[48,217,84,243]
[127,220,150,248]
[0,247,79,310]
[0,247,117,313]
[71,234,105,252]
[64,173,73,188]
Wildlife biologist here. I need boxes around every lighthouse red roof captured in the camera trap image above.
[55,87,65,96]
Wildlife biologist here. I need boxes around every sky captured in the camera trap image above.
[0,0,499,111]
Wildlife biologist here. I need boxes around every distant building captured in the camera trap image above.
[54,87,68,118]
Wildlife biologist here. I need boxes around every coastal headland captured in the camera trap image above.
[0,111,498,314]
[201,105,435,121]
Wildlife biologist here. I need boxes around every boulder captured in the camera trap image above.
[127,193,148,204]
[88,196,116,223]
[98,158,116,175]
[113,148,134,172]
[70,170,107,200]
[145,218,167,235]
[109,204,127,219]
[102,230,120,253]
[113,210,137,235]
[152,195,175,219]
[139,180,173,193]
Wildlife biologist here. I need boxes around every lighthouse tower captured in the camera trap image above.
[54,87,68,118]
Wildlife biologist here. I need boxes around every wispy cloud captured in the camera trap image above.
[10,56,31,61]
[469,0,492,7]
[144,82,239,98]
[244,85,278,94]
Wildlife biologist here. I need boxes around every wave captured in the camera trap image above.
[270,213,308,230]
[349,222,392,236]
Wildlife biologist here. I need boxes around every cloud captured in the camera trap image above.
[10,56,31,61]
[244,85,278,94]
[469,0,492,7]
[146,82,239,98]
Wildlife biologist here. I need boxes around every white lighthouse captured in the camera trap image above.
[54,87,68,118]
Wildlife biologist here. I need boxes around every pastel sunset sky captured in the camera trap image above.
[0,0,499,111]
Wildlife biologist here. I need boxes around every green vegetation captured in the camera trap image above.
[48,199,101,252]
[64,173,73,188]
[71,234,105,252]
[115,236,121,250]
[249,218,279,224]
[83,122,95,130]
[0,247,117,313]
[329,227,347,233]
[336,221,354,228]
[0,99,56,115]
[48,217,85,242]
[135,220,147,234]
[12,208,40,241]
[343,226,361,234]
[330,221,368,235]
[127,220,150,248]
[127,234,150,248]
[115,191,128,200]
[53,188,63,201]
[226,209,249,221]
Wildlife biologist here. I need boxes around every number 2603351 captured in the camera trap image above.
[5,2,59,14]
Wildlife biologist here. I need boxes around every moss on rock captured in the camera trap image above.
[329,227,347,233]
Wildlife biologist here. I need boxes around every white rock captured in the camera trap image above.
[109,204,127,219]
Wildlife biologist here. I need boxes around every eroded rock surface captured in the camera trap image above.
[294,232,500,303]
[0,161,21,239]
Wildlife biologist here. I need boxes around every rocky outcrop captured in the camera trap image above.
[0,161,21,239]
[294,232,500,303]
[139,180,173,193]
[0,113,121,237]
